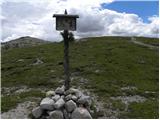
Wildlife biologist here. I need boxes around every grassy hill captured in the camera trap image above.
[1,36,159,118]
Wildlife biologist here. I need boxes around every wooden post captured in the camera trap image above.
[62,10,70,91]
[53,9,79,91]
[62,30,70,91]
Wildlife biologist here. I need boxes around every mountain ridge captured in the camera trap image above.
[1,36,51,50]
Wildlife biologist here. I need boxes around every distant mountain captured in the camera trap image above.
[1,36,51,50]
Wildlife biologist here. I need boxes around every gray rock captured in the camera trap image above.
[40,97,55,110]
[65,94,72,101]
[75,90,83,98]
[78,95,91,106]
[68,88,78,94]
[71,107,92,119]
[55,86,65,95]
[32,106,43,118]
[61,95,65,99]
[65,88,78,95]
[46,91,55,97]
[54,98,65,109]
[65,100,77,113]
[66,88,83,98]
[33,58,43,65]
[52,94,60,102]
[63,109,70,119]
[49,110,64,119]
[72,95,78,101]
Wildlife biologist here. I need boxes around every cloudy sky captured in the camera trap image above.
[0,0,159,42]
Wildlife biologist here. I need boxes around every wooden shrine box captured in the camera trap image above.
[53,14,79,31]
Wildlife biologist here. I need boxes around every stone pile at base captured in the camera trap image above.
[32,86,94,119]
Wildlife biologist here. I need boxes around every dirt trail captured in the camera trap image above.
[131,38,158,50]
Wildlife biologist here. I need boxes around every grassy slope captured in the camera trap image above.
[135,37,159,46]
[1,36,159,118]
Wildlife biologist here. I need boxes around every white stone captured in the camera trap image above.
[49,110,64,119]
[52,94,60,102]
[46,91,55,97]
[40,97,54,110]
[71,107,92,119]
[54,98,65,109]
[55,86,65,95]
[32,106,43,118]
[65,100,77,113]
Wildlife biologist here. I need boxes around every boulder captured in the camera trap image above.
[54,98,65,109]
[49,110,64,119]
[46,91,55,97]
[71,107,92,119]
[55,86,65,95]
[40,97,55,110]
[32,106,43,118]
[78,95,91,106]
[65,100,77,113]
[52,94,60,102]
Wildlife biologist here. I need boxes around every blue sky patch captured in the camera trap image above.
[101,1,159,23]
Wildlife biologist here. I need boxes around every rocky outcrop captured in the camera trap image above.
[32,86,94,119]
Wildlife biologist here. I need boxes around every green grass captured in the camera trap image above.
[111,100,126,111]
[120,99,159,119]
[1,90,45,112]
[1,36,159,118]
[2,43,63,87]
[135,37,159,46]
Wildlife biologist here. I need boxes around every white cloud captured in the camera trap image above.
[1,0,159,42]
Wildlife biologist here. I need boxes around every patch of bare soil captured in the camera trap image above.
[1,101,37,119]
